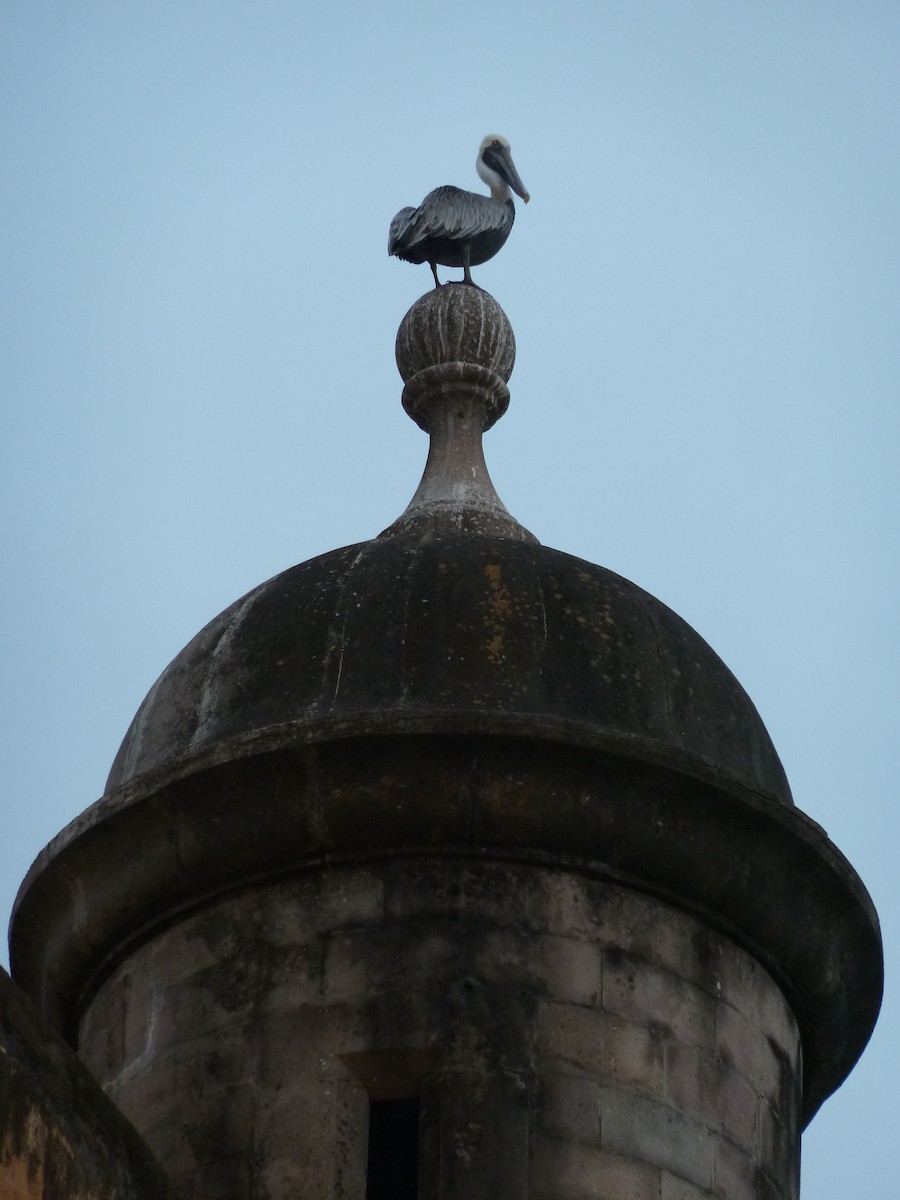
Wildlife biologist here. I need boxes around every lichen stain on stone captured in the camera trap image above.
[0,1145,43,1200]
[482,563,514,663]
[0,1101,82,1200]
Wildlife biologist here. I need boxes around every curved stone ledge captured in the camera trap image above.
[10,732,882,1126]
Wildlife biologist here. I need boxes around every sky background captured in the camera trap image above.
[1,2,897,1195]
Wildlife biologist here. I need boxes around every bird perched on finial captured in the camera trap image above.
[389,135,530,288]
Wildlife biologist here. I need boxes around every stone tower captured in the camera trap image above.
[10,286,882,1200]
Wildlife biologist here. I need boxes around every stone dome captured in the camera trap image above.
[108,284,789,805]
[107,534,791,807]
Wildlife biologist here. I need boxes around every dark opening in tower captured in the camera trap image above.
[366,1096,419,1200]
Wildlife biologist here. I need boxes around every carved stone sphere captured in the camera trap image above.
[395,285,516,384]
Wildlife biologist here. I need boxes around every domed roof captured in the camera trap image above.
[107,533,791,806]
[108,285,789,804]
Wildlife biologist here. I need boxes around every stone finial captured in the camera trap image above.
[383,285,536,542]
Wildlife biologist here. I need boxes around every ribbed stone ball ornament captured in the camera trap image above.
[386,285,531,540]
[395,283,516,383]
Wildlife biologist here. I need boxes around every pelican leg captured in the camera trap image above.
[462,244,474,286]
[429,261,442,288]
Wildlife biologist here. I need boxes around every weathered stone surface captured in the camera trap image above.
[254,1076,368,1200]
[712,1134,758,1200]
[0,965,175,1200]
[538,1001,608,1077]
[536,1075,600,1144]
[63,864,802,1199]
[530,1139,661,1200]
[395,285,516,389]
[13,715,879,1130]
[420,1068,532,1200]
[598,1086,715,1191]
[390,287,532,542]
[94,536,793,808]
[15,720,878,1136]
[660,1170,711,1200]
[600,1015,666,1100]
[603,952,716,1049]
[665,1043,758,1145]
[538,1004,667,1101]
[716,1003,788,1100]
[759,1098,800,1200]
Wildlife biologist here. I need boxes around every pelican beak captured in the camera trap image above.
[485,142,530,203]
[502,153,530,204]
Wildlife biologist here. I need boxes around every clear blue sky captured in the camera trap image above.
[2,3,897,1195]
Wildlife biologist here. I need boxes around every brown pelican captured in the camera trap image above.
[389,135,530,287]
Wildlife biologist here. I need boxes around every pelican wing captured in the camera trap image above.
[388,207,418,255]
[398,186,506,252]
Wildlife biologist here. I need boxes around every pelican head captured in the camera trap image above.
[476,135,530,204]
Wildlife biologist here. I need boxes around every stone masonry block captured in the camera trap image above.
[152,974,252,1057]
[630,899,800,1066]
[136,916,219,984]
[384,860,536,928]
[197,1152,254,1200]
[323,930,372,997]
[112,1032,250,1138]
[739,977,798,1062]
[139,1116,199,1191]
[652,912,748,1005]
[445,928,602,1007]
[536,1075,600,1144]
[530,934,603,1006]
[259,868,385,946]
[538,1003,666,1099]
[325,923,484,999]
[660,1170,712,1200]
[715,1004,783,1098]
[599,1086,714,1190]
[147,919,219,986]
[192,1081,257,1166]
[420,1068,531,1200]
[138,1079,256,1197]
[79,960,155,1083]
[257,996,440,1087]
[323,920,588,1016]
[77,985,125,1083]
[656,922,796,1059]
[258,941,324,1013]
[531,1137,661,1200]
[593,888,659,964]
[665,1043,758,1147]
[603,952,715,1049]
[255,1075,368,1200]
[601,1016,665,1100]
[256,1005,354,1083]
[112,1056,187,1135]
[759,1099,799,1199]
[538,1001,606,1075]
[712,1135,757,1200]
[532,872,602,941]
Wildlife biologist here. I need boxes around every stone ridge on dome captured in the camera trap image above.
[106,534,791,807]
